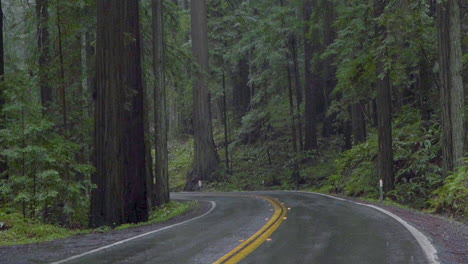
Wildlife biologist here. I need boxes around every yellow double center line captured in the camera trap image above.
[214,196,287,264]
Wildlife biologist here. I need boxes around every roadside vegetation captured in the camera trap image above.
[0,201,196,246]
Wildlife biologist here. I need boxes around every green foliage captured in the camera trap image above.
[168,137,194,191]
[0,209,82,246]
[331,135,379,198]
[115,201,197,230]
[387,107,442,208]
[327,107,443,208]
[431,161,468,218]
[0,201,197,246]
[0,73,94,227]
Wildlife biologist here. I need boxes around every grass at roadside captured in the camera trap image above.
[116,201,197,230]
[0,201,197,246]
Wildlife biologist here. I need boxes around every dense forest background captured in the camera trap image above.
[0,0,466,230]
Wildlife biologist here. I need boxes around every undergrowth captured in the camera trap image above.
[432,161,468,218]
[0,201,196,246]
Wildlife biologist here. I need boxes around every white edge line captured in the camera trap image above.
[50,200,216,264]
[291,191,440,264]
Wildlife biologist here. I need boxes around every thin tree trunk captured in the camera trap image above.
[281,0,299,154]
[303,0,318,150]
[321,0,336,138]
[91,0,148,227]
[343,119,352,151]
[351,102,366,144]
[36,0,52,113]
[153,0,170,205]
[185,0,219,191]
[56,1,67,131]
[437,0,465,175]
[233,57,250,122]
[222,71,230,175]
[290,34,304,151]
[140,15,155,209]
[0,1,7,179]
[287,59,298,153]
[375,0,394,193]
[86,30,96,118]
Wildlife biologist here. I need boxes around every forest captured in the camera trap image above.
[0,0,466,243]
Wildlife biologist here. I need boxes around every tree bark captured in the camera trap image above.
[36,0,52,113]
[222,71,231,174]
[303,0,318,150]
[437,0,465,175]
[287,55,298,153]
[185,0,219,191]
[0,1,3,81]
[290,34,304,151]
[153,0,170,206]
[351,102,366,145]
[375,0,394,193]
[321,0,336,138]
[233,57,250,122]
[139,14,155,209]
[0,1,7,179]
[91,0,148,227]
[56,1,67,131]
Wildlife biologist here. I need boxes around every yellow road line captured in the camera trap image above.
[213,196,287,264]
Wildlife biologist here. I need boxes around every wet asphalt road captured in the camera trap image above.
[57,191,429,264]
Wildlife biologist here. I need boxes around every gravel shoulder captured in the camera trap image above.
[336,195,468,264]
[0,200,212,264]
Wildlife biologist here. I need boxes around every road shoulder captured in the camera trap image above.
[0,200,212,264]
[306,191,467,264]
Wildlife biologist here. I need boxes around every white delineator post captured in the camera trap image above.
[198,180,202,190]
[379,179,384,202]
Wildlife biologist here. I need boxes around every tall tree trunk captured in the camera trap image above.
[139,15,155,209]
[351,102,366,145]
[375,0,394,193]
[222,71,231,174]
[290,34,304,151]
[233,57,250,122]
[303,0,318,150]
[56,1,67,131]
[91,0,148,227]
[153,0,170,206]
[286,55,298,153]
[0,1,7,180]
[0,2,3,81]
[437,0,465,175]
[321,0,336,138]
[185,0,219,191]
[281,0,299,154]
[36,0,52,113]
[86,31,96,118]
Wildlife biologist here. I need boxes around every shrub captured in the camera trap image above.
[431,160,468,218]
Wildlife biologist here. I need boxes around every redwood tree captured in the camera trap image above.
[375,0,394,193]
[185,0,219,191]
[153,0,170,205]
[90,0,148,227]
[303,0,318,150]
[36,0,52,112]
[436,0,465,175]
[0,0,6,176]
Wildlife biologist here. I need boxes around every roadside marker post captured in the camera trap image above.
[379,179,383,202]
[198,180,202,190]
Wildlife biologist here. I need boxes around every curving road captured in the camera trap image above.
[52,191,434,264]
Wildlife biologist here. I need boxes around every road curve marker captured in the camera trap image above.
[213,196,287,264]
[50,200,217,264]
